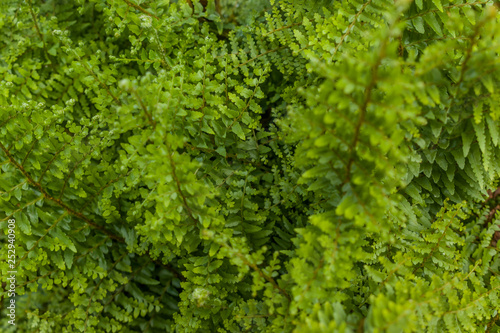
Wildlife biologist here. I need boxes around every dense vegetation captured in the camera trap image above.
[1,0,500,332]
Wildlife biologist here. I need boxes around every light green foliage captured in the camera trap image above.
[0,0,499,332]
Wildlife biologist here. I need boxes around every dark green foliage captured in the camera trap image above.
[0,0,499,332]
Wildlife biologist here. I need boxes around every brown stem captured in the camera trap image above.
[123,0,159,20]
[0,139,123,241]
[26,0,55,70]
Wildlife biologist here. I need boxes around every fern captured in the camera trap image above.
[0,0,500,332]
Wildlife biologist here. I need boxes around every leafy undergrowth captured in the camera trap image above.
[0,0,500,332]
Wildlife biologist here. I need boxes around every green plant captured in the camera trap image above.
[0,0,499,332]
